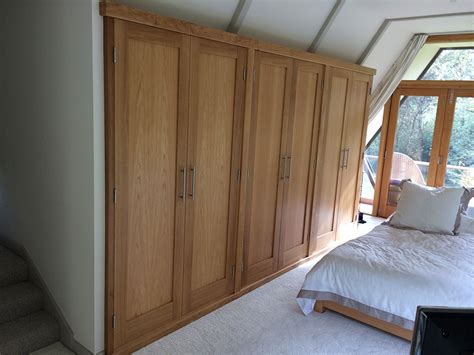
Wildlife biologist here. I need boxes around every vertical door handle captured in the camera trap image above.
[344,149,350,169]
[178,167,186,199]
[285,156,292,180]
[189,166,196,200]
[280,156,287,180]
[340,149,346,169]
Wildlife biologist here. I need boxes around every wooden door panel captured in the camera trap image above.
[309,67,350,253]
[280,61,324,267]
[243,51,292,285]
[183,38,247,312]
[114,20,189,345]
[337,73,371,239]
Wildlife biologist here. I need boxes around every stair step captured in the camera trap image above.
[0,311,59,355]
[30,342,74,355]
[0,245,28,287]
[0,282,43,324]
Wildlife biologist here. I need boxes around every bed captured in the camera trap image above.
[297,222,474,341]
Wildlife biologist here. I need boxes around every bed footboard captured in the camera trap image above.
[314,300,413,341]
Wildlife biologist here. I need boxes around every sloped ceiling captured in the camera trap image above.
[112,0,474,89]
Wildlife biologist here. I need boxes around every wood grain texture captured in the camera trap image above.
[100,2,376,76]
[336,73,371,240]
[113,20,189,346]
[315,301,413,341]
[190,51,234,290]
[234,49,255,292]
[435,89,474,186]
[372,98,392,217]
[182,37,247,313]
[426,33,474,43]
[105,14,376,353]
[104,17,116,353]
[243,51,292,285]
[279,60,324,267]
[378,87,448,217]
[111,248,327,355]
[398,80,474,90]
[310,67,350,251]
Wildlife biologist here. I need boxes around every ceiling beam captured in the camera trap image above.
[356,19,390,65]
[227,0,252,34]
[357,11,474,65]
[307,0,345,53]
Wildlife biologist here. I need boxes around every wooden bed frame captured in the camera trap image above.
[315,300,413,341]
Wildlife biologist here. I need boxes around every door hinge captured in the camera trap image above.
[231,265,236,278]
[113,47,117,64]
[438,155,443,166]
[448,90,454,104]
[384,149,388,160]
[243,67,247,81]
[113,188,117,204]
[237,169,241,181]
[112,314,117,329]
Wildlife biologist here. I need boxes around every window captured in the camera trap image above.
[361,45,474,216]
[420,48,474,81]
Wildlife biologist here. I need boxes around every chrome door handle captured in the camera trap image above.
[178,167,186,199]
[285,156,292,180]
[189,166,196,200]
[344,149,350,169]
[340,149,346,169]
[280,156,286,180]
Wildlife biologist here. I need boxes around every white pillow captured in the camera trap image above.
[389,181,465,235]
[458,214,474,234]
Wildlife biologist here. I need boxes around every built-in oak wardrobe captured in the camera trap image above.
[102,3,374,354]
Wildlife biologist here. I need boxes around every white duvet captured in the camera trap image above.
[297,224,474,328]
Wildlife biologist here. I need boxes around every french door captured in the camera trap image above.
[378,83,474,217]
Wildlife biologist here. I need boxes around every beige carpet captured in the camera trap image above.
[135,247,411,354]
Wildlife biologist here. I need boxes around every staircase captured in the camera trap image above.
[0,244,60,354]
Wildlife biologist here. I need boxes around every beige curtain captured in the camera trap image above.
[369,33,429,122]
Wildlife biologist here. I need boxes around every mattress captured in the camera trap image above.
[297,224,474,329]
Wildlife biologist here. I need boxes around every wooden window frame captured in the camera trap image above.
[373,80,474,217]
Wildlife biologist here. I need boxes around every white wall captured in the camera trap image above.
[0,0,104,353]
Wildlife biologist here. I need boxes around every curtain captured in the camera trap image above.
[368,33,429,122]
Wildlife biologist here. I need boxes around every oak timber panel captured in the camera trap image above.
[337,73,371,239]
[309,67,350,253]
[183,37,247,312]
[279,60,324,267]
[100,2,376,76]
[114,20,189,346]
[243,51,292,285]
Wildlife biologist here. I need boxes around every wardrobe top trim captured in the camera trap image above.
[100,2,376,76]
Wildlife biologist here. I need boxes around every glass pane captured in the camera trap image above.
[361,131,381,206]
[387,95,439,206]
[444,97,474,197]
[421,49,474,81]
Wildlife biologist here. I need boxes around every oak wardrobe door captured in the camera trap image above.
[182,38,247,313]
[243,51,293,286]
[309,67,351,254]
[279,60,324,268]
[336,73,371,239]
[113,21,190,346]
